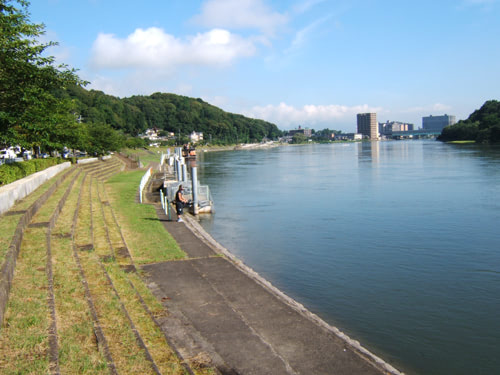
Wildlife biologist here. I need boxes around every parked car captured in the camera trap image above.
[0,148,17,159]
[23,150,33,160]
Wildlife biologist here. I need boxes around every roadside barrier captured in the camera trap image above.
[0,162,71,216]
[139,167,153,203]
[76,157,98,164]
[159,189,172,220]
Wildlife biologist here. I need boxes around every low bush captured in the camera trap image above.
[0,158,65,186]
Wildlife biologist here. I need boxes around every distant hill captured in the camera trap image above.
[438,100,500,143]
[61,85,282,144]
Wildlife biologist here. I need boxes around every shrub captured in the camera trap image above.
[0,158,65,186]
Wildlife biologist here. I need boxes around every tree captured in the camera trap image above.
[86,122,124,155]
[438,121,479,142]
[125,136,147,149]
[438,100,500,143]
[0,0,84,151]
[291,133,308,144]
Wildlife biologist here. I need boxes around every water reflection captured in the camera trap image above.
[196,140,500,375]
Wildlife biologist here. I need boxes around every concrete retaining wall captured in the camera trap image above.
[0,162,71,216]
[76,157,98,164]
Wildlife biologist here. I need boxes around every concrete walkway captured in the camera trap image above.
[142,205,402,375]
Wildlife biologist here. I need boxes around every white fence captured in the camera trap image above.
[139,167,152,203]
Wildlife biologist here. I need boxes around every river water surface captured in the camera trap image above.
[195,140,500,375]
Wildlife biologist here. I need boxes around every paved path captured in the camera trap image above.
[142,205,401,375]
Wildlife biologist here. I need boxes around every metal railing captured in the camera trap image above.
[139,167,152,203]
[162,180,213,213]
[156,147,214,216]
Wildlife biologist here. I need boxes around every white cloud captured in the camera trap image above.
[243,102,382,130]
[87,70,191,98]
[287,14,333,52]
[88,75,122,97]
[201,95,230,108]
[175,84,193,96]
[90,27,256,70]
[292,0,327,14]
[403,103,452,114]
[192,0,288,35]
[38,30,75,67]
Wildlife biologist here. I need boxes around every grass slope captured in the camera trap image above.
[105,170,185,264]
[0,158,214,374]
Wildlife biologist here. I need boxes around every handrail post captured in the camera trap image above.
[182,162,187,183]
[191,166,199,215]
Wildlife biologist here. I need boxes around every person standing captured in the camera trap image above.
[175,185,188,222]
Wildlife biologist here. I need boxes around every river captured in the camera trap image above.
[195,140,500,375]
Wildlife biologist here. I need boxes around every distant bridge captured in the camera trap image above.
[390,130,442,139]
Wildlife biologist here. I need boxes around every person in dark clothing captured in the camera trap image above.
[175,185,188,222]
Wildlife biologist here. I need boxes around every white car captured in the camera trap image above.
[0,148,17,159]
[23,150,33,160]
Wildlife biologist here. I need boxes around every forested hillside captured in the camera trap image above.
[2,0,281,156]
[438,100,500,143]
[63,85,282,144]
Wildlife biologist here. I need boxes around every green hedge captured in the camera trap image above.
[0,158,65,186]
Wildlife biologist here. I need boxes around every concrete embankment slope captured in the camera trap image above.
[143,204,403,375]
[0,162,71,216]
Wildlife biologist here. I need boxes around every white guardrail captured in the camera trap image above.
[139,167,153,203]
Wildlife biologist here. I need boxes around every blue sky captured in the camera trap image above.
[29,0,500,132]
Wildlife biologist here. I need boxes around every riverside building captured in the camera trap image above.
[289,126,312,138]
[422,114,456,132]
[357,113,378,139]
[379,121,414,137]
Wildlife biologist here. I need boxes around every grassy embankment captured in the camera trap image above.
[0,169,63,264]
[104,169,185,264]
[0,158,215,374]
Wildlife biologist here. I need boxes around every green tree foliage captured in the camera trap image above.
[438,121,479,142]
[314,128,343,141]
[0,157,63,185]
[0,0,85,151]
[1,1,281,152]
[438,100,500,143]
[86,122,125,155]
[0,1,127,155]
[62,88,283,144]
[124,136,148,149]
[291,133,308,144]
